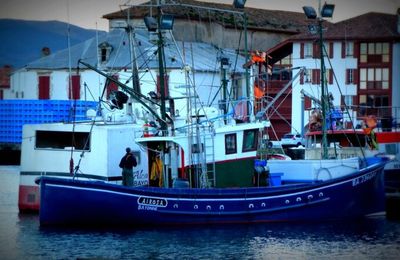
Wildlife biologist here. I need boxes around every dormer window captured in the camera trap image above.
[98,42,113,63]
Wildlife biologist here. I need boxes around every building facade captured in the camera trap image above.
[252,11,400,138]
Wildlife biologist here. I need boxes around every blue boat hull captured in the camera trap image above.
[39,158,386,226]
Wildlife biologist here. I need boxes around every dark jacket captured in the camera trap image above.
[119,153,137,169]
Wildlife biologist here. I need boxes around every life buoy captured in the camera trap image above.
[143,123,151,137]
[143,122,157,137]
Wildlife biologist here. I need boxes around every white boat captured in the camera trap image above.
[18,114,150,211]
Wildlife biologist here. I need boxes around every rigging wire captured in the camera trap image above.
[323,44,367,160]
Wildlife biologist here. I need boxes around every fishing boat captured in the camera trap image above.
[18,6,247,212]
[37,1,390,227]
[18,119,150,212]
[39,155,387,226]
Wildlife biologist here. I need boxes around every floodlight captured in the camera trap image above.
[303,6,317,19]
[321,3,335,18]
[160,15,174,30]
[144,16,157,31]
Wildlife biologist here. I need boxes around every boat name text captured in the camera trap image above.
[138,197,167,207]
[352,171,377,186]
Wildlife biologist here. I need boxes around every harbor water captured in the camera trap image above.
[1,166,400,259]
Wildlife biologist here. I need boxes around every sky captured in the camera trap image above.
[0,0,399,31]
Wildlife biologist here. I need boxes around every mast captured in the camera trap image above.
[319,16,328,159]
[127,8,141,94]
[157,2,168,133]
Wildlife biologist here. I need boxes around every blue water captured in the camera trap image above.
[1,167,400,259]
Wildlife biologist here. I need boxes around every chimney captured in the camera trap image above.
[41,47,51,57]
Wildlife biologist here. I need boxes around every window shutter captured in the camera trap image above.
[68,75,81,100]
[345,69,350,84]
[300,43,304,59]
[341,42,345,58]
[304,96,311,109]
[329,69,333,84]
[329,42,334,58]
[353,69,359,84]
[353,42,359,58]
[313,43,318,58]
[300,69,304,84]
[312,69,320,84]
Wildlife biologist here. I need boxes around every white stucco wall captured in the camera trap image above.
[291,41,358,131]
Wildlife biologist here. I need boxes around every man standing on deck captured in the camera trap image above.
[119,147,137,186]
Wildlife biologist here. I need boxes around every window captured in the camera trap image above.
[382,68,389,89]
[358,95,389,116]
[305,69,312,83]
[242,129,258,152]
[360,42,390,63]
[281,54,292,65]
[360,68,367,89]
[35,131,90,150]
[304,43,313,58]
[225,134,237,154]
[323,42,332,58]
[359,68,389,89]
[345,42,354,56]
[360,43,367,63]
[382,43,389,62]
[346,69,354,84]
[344,95,353,106]
[98,42,113,63]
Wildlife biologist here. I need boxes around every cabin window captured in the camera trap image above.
[225,133,237,155]
[35,130,90,150]
[242,129,258,152]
